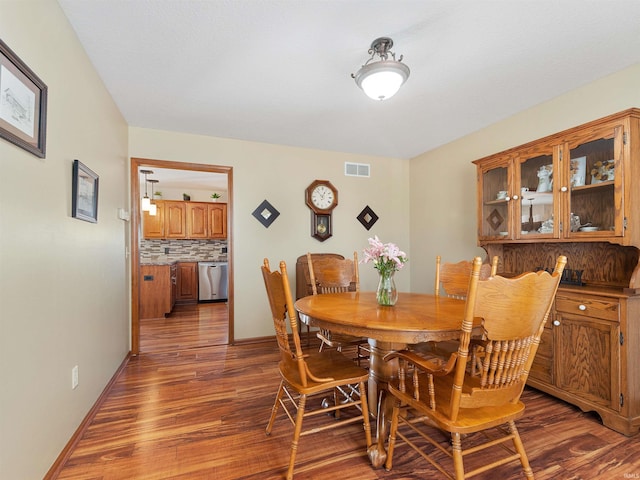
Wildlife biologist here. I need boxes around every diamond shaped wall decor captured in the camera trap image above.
[252,200,280,228]
[357,205,379,230]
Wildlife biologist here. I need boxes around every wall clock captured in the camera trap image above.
[305,180,338,241]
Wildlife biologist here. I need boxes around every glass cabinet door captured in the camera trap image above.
[564,124,623,238]
[479,161,511,239]
[515,146,558,239]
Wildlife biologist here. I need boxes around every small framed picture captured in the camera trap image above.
[72,160,99,223]
[0,38,47,158]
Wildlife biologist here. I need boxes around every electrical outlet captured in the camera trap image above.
[72,365,79,389]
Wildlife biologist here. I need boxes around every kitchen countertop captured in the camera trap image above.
[140,256,227,266]
[140,259,177,266]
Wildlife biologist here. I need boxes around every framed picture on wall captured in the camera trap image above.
[0,38,48,158]
[72,160,99,223]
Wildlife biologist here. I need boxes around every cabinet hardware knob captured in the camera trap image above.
[553,320,560,326]
[505,196,511,201]
[561,186,568,192]
[512,194,519,200]
[578,304,586,311]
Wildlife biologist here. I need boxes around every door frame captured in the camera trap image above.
[130,157,234,354]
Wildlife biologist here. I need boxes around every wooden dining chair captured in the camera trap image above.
[435,255,499,298]
[261,259,372,480]
[295,253,346,345]
[415,255,499,371]
[384,255,566,480]
[306,252,370,366]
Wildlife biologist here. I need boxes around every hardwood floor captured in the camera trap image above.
[140,302,229,353]
[55,303,640,479]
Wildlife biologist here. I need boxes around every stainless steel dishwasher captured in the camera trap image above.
[198,262,228,302]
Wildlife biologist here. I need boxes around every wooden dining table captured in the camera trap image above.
[295,291,473,468]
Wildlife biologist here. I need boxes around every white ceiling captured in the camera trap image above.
[59,0,640,160]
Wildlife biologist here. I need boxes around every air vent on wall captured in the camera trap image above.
[345,162,370,177]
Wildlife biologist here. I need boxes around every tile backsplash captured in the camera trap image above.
[140,239,227,262]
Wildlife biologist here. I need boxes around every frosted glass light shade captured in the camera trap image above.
[148,203,157,216]
[354,61,409,101]
[141,196,151,211]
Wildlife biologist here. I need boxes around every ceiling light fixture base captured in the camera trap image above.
[352,36,410,101]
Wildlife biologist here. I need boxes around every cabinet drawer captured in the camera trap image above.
[555,295,619,322]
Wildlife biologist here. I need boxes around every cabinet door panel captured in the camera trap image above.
[177,262,198,301]
[208,204,227,238]
[187,203,208,239]
[515,145,558,239]
[143,201,164,238]
[478,161,512,239]
[555,313,620,410]
[165,202,186,238]
[565,122,624,239]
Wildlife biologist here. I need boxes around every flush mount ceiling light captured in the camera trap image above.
[140,169,153,211]
[352,37,410,101]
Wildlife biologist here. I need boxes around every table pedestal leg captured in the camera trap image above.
[366,339,406,468]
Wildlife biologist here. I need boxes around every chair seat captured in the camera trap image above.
[280,349,369,394]
[390,372,526,434]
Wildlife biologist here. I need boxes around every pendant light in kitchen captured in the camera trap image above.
[140,169,153,211]
[147,179,159,216]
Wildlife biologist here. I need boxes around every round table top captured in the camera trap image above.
[295,291,470,344]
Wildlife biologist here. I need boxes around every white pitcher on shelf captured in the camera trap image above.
[537,165,553,193]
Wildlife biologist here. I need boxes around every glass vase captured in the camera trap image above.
[376,270,398,306]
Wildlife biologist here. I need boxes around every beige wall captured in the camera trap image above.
[128,129,411,339]
[409,63,640,293]
[0,1,129,478]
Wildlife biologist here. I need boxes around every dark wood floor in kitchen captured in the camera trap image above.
[55,303,639,480]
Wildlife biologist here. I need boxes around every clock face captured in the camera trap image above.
[311,185,335,210]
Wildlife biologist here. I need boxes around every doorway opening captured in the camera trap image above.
[130,157,233,355]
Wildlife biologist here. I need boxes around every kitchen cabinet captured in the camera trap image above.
[165,201,187,238]
[140,264,175,319]
[186,203,208,239]
[474,109,640,436]
[142,201,165,239]
[207,203,227,239]
[473,109,637,245]
[142,200,227,240]
[176,262,198,303]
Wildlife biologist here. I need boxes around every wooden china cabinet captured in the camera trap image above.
[473,108,640,436]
